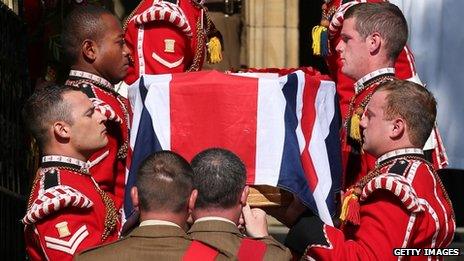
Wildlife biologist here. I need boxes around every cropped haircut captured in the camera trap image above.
[345,2,408,61]
[377,80,437,148]
[61,5,113,66]
[22,85,79,150]
[136,151,194,213]
[191,148,246,209]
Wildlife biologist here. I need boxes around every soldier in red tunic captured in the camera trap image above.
[324,2,447,189]
[61,5,132,213]
[286,80,455,260]
[314,0,421,117]
[313,1,448,189]
[123,0,222,85]
[22,85,119,260]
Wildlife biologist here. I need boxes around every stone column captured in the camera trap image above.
[243,0,299,68]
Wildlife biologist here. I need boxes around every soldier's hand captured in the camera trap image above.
[242,204,269,238]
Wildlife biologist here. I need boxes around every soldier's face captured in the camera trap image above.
[336,18,370,81]
[64,91,108,158]
[94,14,130,84]
[359,90,392,158]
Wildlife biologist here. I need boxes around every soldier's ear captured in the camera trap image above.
[82,39,98,62]
[53,121,71,140]
[367,32,381,54]
[188,189,198,211]
[131,186,139,211]
[240,185,250,206]
[390,117,406,139]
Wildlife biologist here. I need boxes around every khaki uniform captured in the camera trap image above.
[188,219,292,260]
[76,225,193,261]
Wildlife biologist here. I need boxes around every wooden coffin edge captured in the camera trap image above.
[247,185,293,207]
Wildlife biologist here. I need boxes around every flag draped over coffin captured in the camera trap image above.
[126,70,342,225]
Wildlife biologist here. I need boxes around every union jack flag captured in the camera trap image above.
[126,70,342,225]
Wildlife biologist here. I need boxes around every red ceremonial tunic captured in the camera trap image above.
[66,70,132,212]
[322,0,420,119]
[341,68,395,188]
[321,0,448,180]
[288,149,455,261]
[23,156,119,261]
[124,0,219,84]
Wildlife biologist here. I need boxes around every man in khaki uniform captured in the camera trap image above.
[188,148,292,260]
[76,151,223,260]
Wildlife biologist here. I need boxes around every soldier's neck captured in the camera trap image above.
[43,144,90,162]
[193,206,241,225]
[70,64,102,79]
[140,211,188,230]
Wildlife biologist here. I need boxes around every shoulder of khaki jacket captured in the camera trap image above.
[254,235,293,260]
[73,237,130,261]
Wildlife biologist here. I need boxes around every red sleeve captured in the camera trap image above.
[307,191,411,260]
[31,208,106,261]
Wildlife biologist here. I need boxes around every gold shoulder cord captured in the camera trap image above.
[94,184,118,241]
[62,168,119,241]
[187,17,206,72]
[27,171,43,210]
[123,1,145,31]
[344,76,395,143]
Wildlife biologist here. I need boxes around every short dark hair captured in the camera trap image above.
[136,151,194,213]
[345,2,408,60]
[377,80,437,147]
[22,85,79,150]
[191,148,246,209]
[61,5,113,66]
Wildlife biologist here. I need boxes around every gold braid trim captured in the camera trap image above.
[27,172,43,210]
[344,76,395,144]
[187,17,206,72]
[62,169,118,241]
[123,1,145,31]
[94,184,118,241]
[203,9,220,38]
[322,5,337,21]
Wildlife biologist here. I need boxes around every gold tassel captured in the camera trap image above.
[340,189,361,225]
[340,193,354,221]
[349,113,362,142]
[207,36,222,64]
[311,25,329,56]
[312,26,324,56]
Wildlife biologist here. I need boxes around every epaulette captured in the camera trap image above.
[22,169,93,225]
[66,78,98,98]
[133,1,193,37]
[387,158,410,175]
[78,82,97,99]
[360,173,423,213]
